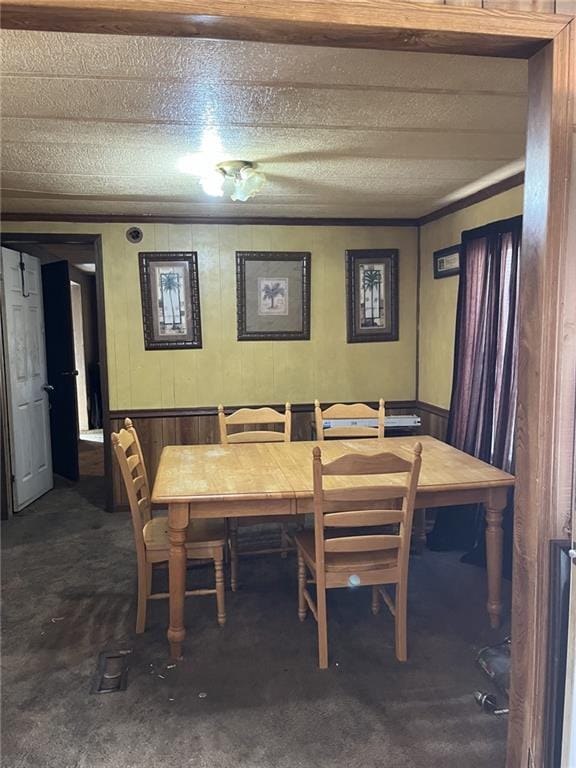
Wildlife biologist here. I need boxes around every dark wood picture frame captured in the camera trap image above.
[346,249,399,343]
[236,251,311,341]
[139,251,202,350]
[433,244,461,279]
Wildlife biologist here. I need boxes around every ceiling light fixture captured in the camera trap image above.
[200,161,266,202]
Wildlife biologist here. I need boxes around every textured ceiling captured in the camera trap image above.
[0,32,528,220]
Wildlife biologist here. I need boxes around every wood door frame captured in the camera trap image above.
[2,2,575,765]
[0,233,113,512]
[1,0,572,55]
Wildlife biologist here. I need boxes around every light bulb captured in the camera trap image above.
[200,169,225,197]
[230,185,250,202]
[239,166,255,181]
[231,168,265,201]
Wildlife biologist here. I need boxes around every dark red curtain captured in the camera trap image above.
[428,216,522,566]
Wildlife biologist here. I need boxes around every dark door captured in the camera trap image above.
[41,261,79,481]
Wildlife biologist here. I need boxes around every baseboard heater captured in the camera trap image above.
[323,415,421,429]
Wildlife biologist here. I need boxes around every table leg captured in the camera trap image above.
[413,508,427,554]
[167,502,189,660]
[485,490,507,629]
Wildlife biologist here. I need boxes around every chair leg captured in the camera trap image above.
[136,562,150,634]
[297,551,307,621]
[146,562,152,595]
[280,524,289,559]
[230,519,239,592]
[214,552,226,627]
[371,585,381,616]
[317,584,329,669]
[395,582,408,662]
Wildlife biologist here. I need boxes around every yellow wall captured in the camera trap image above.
[1,221,418,410]
[418,185,524,410]
[3,190,527,414]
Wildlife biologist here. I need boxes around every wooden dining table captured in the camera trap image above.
[152,435,515,659]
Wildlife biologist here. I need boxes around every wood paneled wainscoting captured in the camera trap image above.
[109,400,448,510]
[417,402,450,443]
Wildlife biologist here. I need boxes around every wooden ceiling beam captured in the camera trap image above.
[1,0,571,58]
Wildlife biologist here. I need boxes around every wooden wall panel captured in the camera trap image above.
[444,0,483,6]
[483,0,555,11]
[424,0,570,10]
[508,22,575,768]
[401,0,576,11]
[417,402,450,442]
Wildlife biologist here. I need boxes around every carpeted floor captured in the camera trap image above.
[1,473,510,768]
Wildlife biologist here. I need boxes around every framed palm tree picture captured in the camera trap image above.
[236,251,311,341]
[139,252,202,350]
[346,249,399,343]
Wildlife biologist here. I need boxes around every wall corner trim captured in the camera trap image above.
[417,172,525,227]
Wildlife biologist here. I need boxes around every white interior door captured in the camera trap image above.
[70,281,88,432]
[1,247,53,510]
[561,416,576,768]
[561,574,576,767]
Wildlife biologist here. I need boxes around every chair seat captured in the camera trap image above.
[143,516,226,552]
[294,531,398,573]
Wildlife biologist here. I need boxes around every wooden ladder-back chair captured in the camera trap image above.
[295,442,422,669]
[314,399,385,440]
[218,403,293,590]
[111,417,227,633]
[315,399,426,553]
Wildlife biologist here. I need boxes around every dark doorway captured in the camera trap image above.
[42,260,80,481]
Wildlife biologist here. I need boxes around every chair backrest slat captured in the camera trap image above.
[225,406,287,425]
[133,474,147,494]
[111,418,153,560]
[324,509,404,527]
[127,454,140,472]
[218,403,292,445]
[323,486,408,504]
[226,430,287,444]
[324,535,400,553]
[322,452,411,476]
[117,428,136,452]
[314,399,385,440]
[311,443,422,578]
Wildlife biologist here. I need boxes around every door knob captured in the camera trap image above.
[43,384,54,392]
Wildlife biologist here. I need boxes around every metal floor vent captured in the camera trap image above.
[90,650,131,694]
